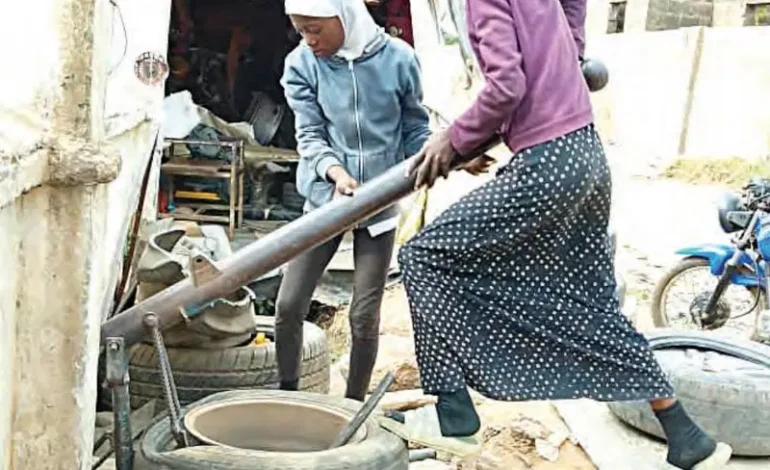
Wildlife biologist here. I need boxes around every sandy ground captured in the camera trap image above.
[328,287,599,469]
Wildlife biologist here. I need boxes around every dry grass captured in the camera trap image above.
[662,156,770,188]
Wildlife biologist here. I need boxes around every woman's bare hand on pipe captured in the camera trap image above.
[407,129,455,189]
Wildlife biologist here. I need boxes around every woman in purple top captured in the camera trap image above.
[382,0,731,468]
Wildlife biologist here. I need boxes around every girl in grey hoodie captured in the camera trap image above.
[275,0,431,402]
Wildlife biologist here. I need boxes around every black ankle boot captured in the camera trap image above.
[654,401,716,469]
[436,388,481,437]
[385,388,481,437]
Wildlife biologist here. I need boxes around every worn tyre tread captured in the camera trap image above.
[100,318,330,410]
[127,368,330,410]
[141,390,408,470]
[609,329,770,456]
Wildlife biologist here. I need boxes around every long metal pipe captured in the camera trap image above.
[101,136,501,347]
[101,58,609,347]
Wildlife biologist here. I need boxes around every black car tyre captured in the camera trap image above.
[608,329,770,456]
[100,316,330,410]
[142,390,408,470]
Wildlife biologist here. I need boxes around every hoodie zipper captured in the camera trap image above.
[349,60,364,229]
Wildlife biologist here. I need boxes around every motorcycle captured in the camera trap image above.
[650,177,770,343]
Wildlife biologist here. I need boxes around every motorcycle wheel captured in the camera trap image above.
[651,257,760,330]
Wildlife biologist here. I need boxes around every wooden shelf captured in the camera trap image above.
[160,139,245,239]
[159,212,231,224]
[161,158,237,179]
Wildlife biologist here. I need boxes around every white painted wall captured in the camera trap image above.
[684,26,770,159]
[0,0,169,468]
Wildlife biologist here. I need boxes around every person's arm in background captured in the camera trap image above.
[448,0,526,156]
[399,51,432,158]
[559,0,587,58]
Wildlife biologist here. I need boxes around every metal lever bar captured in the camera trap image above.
[328,371,396,449]
[100,56,613,348]
[102,135,501,348]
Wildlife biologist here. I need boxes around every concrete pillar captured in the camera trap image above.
[0,0,118,468]
[586,0,612,38]
[624,0,651,32]
[713,0,747,26]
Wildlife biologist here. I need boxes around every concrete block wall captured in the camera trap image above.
[602,0,752,32]
[684,26,770,157]
[585,25,770,165]
[645,0,715,31]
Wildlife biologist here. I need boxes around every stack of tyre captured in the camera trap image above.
[100,316,331,410]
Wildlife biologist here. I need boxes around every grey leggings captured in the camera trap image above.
[275,228,395,401]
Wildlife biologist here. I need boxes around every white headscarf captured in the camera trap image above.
[285,0,384,61]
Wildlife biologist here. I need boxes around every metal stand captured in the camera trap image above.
[101,320,188,470]
[105,337,134,470]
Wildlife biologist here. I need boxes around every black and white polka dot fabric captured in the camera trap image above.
[399,125,674,402]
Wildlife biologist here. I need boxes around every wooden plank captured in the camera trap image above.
[161,163,232,178]
[158,213,231,223]
[244,146,300,165]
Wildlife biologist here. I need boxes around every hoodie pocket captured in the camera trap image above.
[307,180,335,208]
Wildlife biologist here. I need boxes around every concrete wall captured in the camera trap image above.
[714,0,748,26]
[604,0,751,32]
[684,26,770,158]
[585,25,770,168]
[586,28,700,162]
[646,0,714,31]
[0,0,169,468]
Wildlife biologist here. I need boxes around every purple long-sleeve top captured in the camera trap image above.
[449,0,593,156]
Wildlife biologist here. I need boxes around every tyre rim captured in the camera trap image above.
[659,264,757,336]
[184,398,367,451]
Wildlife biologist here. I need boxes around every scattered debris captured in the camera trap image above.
[508,416,549,440]
[444,414,577,469]
[453,450,526,470]
[534,438,559,462]
[410,459,457,470]
[389,361,422,392]
[380,390,437,412]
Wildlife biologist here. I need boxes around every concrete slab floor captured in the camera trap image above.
[557,399,769,470]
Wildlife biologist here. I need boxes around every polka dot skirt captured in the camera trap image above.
[398,125,674,402]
